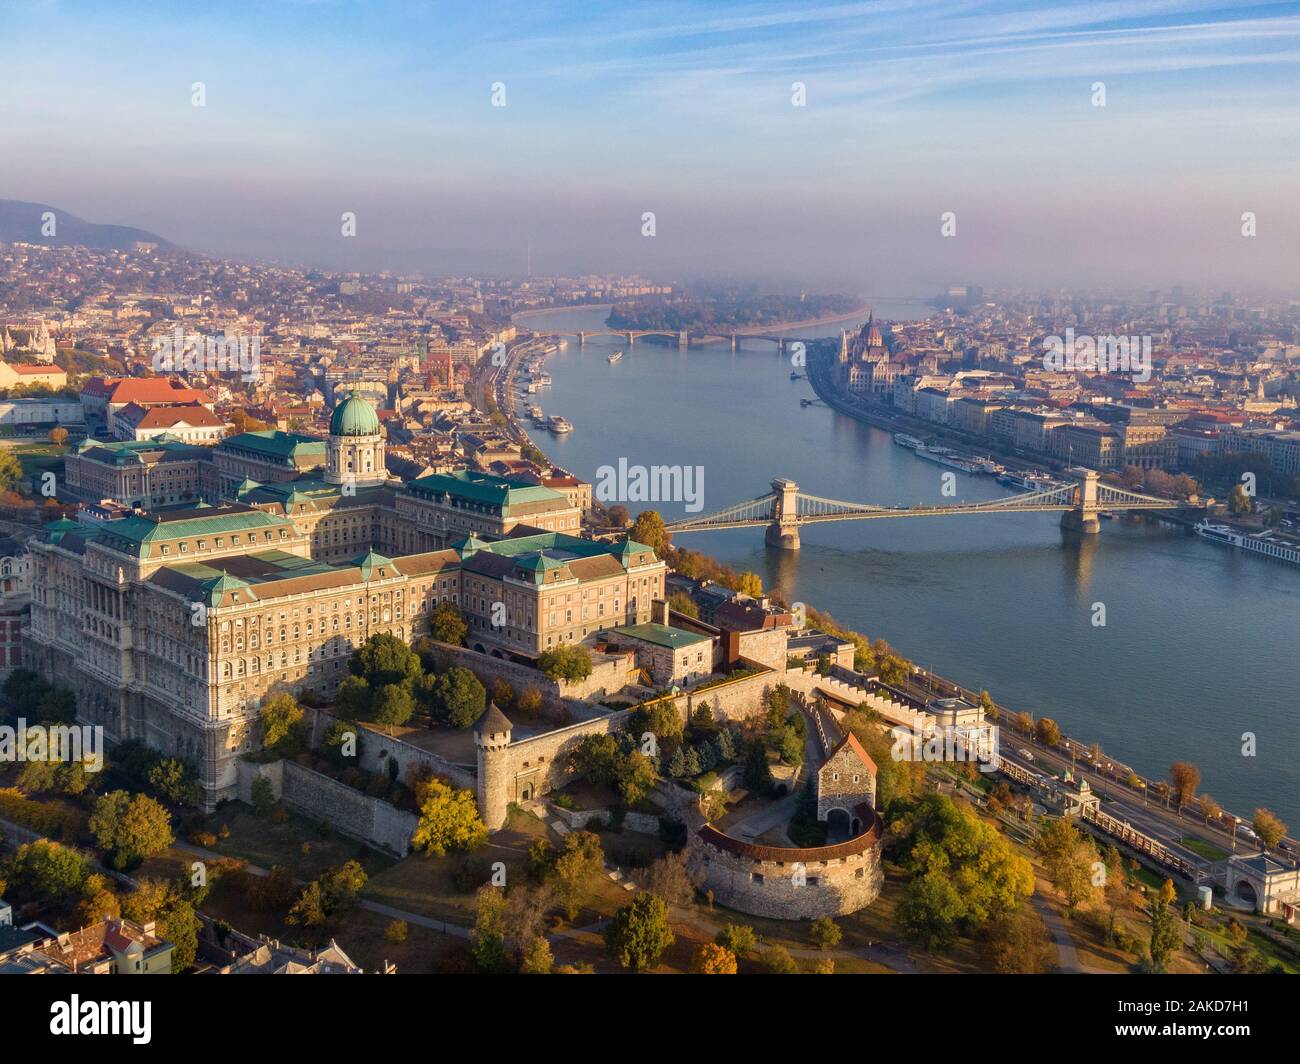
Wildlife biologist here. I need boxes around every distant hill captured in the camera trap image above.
[0,199,174,251]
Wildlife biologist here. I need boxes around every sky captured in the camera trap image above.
[3,0,1300,294]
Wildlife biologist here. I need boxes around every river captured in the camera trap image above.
[513,303,1300,828]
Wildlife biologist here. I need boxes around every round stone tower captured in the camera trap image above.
[325,392,387,487]
[474,702,513,831]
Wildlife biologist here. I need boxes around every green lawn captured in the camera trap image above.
[1178,835,1230,861]
[199,803,392,880]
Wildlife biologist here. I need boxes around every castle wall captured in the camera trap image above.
[685,818,883,920]
[236,758,418,857]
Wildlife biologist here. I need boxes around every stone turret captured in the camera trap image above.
[474,702,513,830]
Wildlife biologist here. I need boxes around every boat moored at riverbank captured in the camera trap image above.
[1195,521,1300,566]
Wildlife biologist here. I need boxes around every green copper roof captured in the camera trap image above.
[350,550,400,581]
[611,623,711,649]
[221,430,326,462]
[199,572,256,607]
[95,507,293,559]
[329,393,381,437]
[406,469,565,515]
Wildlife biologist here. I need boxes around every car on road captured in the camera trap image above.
[1237,823,1260,843]
[1017,748,1034,761]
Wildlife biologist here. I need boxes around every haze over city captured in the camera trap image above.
[4,0,1300,290]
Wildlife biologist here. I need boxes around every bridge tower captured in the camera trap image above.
[577,331,586,347]
[765,477,801,550]
[730,334,738,351]
[1060,468,1101,534]
[626,332,635,347]
[678,329,688,349]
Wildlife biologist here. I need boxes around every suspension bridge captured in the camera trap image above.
[664,468,1183,550]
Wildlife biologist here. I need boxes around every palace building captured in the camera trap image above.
[28,392,617,807]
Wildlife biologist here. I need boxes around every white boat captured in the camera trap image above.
[548,415,573,434]
[915,444,981,474]
[608,350,623,364]
[527,405,543,422]
[534,373,552,387]
[1195,521,1300,566]
[893,433,924,450]
[998,471,1060,491]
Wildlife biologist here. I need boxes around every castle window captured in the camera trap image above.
[750,873,764,884]
[853,774,860,783]
[832,772,839,781]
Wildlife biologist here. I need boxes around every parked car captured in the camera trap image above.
[1017,748,1035,762]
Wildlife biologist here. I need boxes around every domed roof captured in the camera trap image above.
[329,393,380,437]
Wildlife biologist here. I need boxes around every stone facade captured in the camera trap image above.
[816,734,877,824]
[237,759,418,857]
[686,813,884,920]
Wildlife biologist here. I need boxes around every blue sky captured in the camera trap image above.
[3,0,1299,290]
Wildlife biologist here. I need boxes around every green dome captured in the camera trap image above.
[329,393,380,437]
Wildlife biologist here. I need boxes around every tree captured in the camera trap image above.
[1196,793,1221,826]
[1147,897,1182,972]
[0,449,22,493]
[570,734,621,788]
[259,692,304,752]
[1169,762,1200,811]
[603,892,675,971]
[372,683,415,731]
[385,919,409,944]
[606,503,630,528]
[411,778,488,856]
[616,750,656,807]
[121,877,199,971]
[491,678,514,713]
[1228,482,1252,515]
[638,850,694,906]
[737,571,763,597]
[629,510,669,556]
[1158,877,1177,905]
[471,886,508,972]
[250,775,276,816]
[7,839,90,905]
[762,945,800,974]
[519,935,554,974]
[1252,808,1287,850]
[666,591,698,619]
[1014,711,1033,736]
[74,873,122,927]
[350,633,421,689]
[980,906,1052,974]
[146,758,200,807]
[49,426,68,447]
[88,791,174,870]
[691,943,737,974]
[1036,818,1100,912]
[809,916,841,950]
[1034,717,1061,747]
[716,923,757,956]
[891,793,1034,948]
[333,675,373,721]
[538,644,592,684]
[516,687,543,717]
[428,600,468,646]
[553,830,604,920]
[433,666,487,728]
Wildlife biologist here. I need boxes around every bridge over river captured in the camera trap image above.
[665,468,1185,550]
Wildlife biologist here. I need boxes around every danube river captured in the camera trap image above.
[514,304,1300,828]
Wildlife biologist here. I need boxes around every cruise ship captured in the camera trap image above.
[527,405,544,423]
[607,350,623,364]
[1195,521,1300,567]
[893,433,924,450]
[547,415,573,434]
[998,471,1060,491]
[914,444,981,474]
